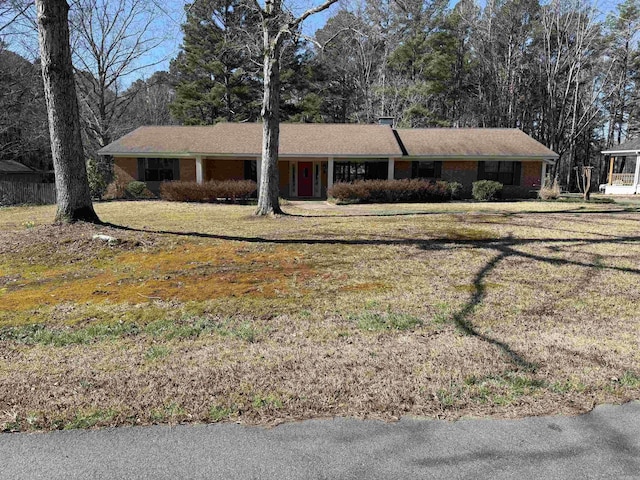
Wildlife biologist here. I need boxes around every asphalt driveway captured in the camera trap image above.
[1,401,639,479]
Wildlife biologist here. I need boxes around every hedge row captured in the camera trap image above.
[328,179,460,203]
[160,180,257,202]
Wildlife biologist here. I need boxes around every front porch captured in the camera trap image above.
[193,156,398,199]
[603,152,640,195]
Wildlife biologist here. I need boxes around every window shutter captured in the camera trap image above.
[137,158,145,181]
[173,159,180,181]
[477,161,485,180]
[411,161,418,178]
[513,162,521,186]
[435,161,442,179]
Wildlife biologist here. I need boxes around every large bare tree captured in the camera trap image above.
[251,0,339,216]
[71,0,165,155]
[35,0,99,223]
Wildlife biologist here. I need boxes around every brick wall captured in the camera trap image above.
[206,159,245,181]
[180,158,196,182]
[522,161,542,188]
[442,161,478,196]
[502,161,542,198]
[279,161,289,196]
[115,157,138,182]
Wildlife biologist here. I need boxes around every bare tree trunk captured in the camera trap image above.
[256,19,284,216]
[36,0,99,223]
[253,0,338,216]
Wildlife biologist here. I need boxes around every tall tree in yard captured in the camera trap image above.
[35,0,98,223]
[251,0,339,216]
[71,0,165,157]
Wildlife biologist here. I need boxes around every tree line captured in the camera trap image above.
[2,0,639,192]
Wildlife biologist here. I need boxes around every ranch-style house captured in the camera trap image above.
[98,121,559,199]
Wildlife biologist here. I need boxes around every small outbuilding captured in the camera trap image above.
[0,160,43,183]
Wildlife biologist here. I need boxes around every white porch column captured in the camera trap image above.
[195,156,204,184]
[327,157,334,192]
[256,157,262,187]
[634,154,640,191]
[388,158,395,180]
[540,162,547,188]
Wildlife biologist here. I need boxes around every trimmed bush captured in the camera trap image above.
[472,180,503,201]
[328,179,455,203]
[126,181,149,197]
[160,180,257,203]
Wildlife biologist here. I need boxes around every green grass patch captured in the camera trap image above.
[251,393,284,409]
[145,345,171,361]
[549,379,588,394]
[435,372,546,410]
[615,371,640,388]
[0,322,139,346]
[64,409,118,430]
[208,405,238,422]
[149,403,186,422]
[0,316,263,346]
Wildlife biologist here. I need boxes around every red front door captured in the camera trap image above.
[298,162,313,197]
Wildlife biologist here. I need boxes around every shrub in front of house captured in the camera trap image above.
[328,179,455,203]
[448,181,463,199]
[103,179,155,200]
[126,181,152,198]
[472,180,503,201]
[160,180,257,203]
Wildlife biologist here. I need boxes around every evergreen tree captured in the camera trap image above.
[170,0,261,125]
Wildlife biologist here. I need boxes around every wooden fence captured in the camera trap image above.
[0,181,57,205]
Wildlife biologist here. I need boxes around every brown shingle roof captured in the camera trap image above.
[396,128,558,159]
[98,123,403,157]
[601,137,640,154]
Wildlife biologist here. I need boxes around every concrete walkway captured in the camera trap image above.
[1,402,639,480]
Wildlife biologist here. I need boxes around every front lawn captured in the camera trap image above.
[1,200,639,431]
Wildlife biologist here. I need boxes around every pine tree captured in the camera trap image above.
[170,0,262,125]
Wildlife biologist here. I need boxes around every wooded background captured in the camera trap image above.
[1,0,639,191]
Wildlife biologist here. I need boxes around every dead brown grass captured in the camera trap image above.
[0,200,639,431]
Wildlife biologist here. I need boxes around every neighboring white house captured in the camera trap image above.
[602,138,640,195]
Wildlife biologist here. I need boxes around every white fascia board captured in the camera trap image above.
[199,153,403,158]
[104,152,194,158]
[601,150,640,155]
[404,155,558,161]
[279,154,402,159]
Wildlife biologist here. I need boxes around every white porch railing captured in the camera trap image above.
[610,173,635,186]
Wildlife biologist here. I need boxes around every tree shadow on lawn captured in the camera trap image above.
[283,204,640,220]
[103,221,640,373]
